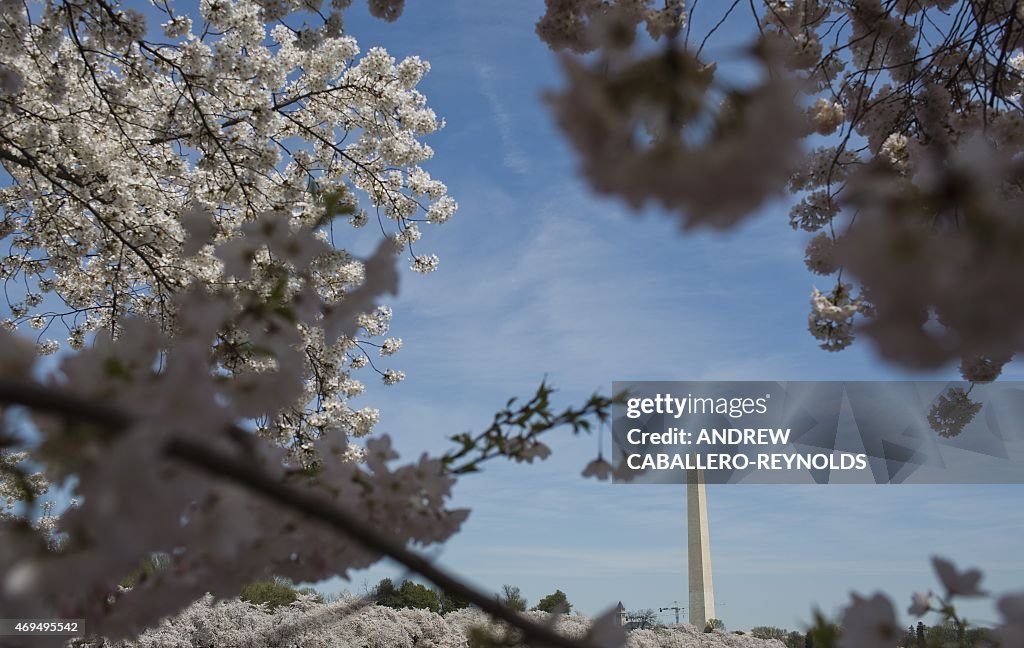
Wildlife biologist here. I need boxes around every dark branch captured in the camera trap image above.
[0,379,605,648]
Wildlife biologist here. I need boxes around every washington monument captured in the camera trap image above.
[687,469,715,629]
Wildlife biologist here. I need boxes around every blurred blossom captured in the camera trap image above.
[838,592,901,648]
[927,388,982,439]
[582,455,614,481]
[932,557,987,597]
[907,591,932,617]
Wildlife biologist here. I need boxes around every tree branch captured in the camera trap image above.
[164,436,597,648]
[0,379,130,432]
[0,379,603,648]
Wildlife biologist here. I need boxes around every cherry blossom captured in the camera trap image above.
[547,44,804,230]
[807,283,871,352]
[837,592,902,648]
[959,354,1012,384]
[927,388,983,438]
[994,593,1024,648]
[932,557,987,598]
[581,455,614,481]
[536,1,685,55]
[907,591,933,617]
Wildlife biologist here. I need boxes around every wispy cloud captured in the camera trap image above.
[475,63,531,175]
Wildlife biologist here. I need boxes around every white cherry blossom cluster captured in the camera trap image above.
[0,245,471,642]
[763,1,1024,376]
[959,354,1011,384]
[110,595,782,648]
[547,42,805,230]
[536,0,686,54]
[538,0,808,230]
[807,99,845,136]
[926,386,982,438]
[803,232,838,276]
[0,0,457,450]
[0,450,56,543]
[541,0,1024,379]
[807,283,872,352]
[121,594,470,647]
[835,134,1024,371]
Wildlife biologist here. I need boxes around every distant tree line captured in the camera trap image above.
[899,620,993,648]
[371,579,574,617]
[750,626,805,648]
[788,618,996,648]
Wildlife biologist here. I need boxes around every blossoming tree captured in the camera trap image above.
[0,1,612,646]
[0,0,467,635]
[540,0,1024,383]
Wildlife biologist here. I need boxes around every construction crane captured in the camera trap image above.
[659,601,685,625]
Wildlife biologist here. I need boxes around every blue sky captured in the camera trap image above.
[319,0,1024,633]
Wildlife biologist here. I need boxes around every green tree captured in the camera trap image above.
[397,580,440,612]
[919,621,991,648]
[439,590,470,614]
[964,626,993,647]
[240,577,299,610]
[786,630,805,648]
[752,626,788,641]
[372,577,398,605]
[900,625,915,648]
[804,609,841,648]
[372,578,440,612]
[705,618,726,633]
[534,589,572,614]
[498,584,527,612]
